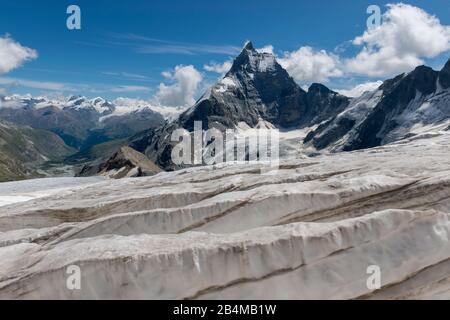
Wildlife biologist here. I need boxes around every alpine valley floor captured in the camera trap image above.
[0,132,450,299]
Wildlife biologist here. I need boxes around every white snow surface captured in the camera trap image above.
[0,133,450,299]
[0,177,105,208]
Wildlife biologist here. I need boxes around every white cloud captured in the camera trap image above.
[346,3,450,77]
[253,4,450,90]
[203,60,232,74]
[0,98,25,109]
[135,44,240,55]
[252,4,450,86]
[102,71,150,80]
[0,76,154,95]
[278,46,343,84]
[155,65,203,108]
[161,70,172,78]
[336,81,383,97]
[256,45,274,54]
[0,35,37,74]
[110,85,150,93]
[0,76,66,91]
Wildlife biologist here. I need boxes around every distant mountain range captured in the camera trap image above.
[0,95,166,150]
[1,41,450,180]
[0,95,169,180]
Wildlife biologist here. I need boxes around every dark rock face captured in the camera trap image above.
[179,41,307,130]
[304,117,356,150]
[131,42,350,170]
[304,61,450,152]
[439,58,450,89]
[129,122,180,171]
[304,83,349,126]
[343,65,439,151]
[77,146,161,179]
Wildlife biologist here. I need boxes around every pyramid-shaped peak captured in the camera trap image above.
[227,41,279,76]
[243,41,255,51]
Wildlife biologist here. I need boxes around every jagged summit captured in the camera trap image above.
[131,41,350,170]
[227,41,278,77]
[243,40,254,51]
[308,83,334,94]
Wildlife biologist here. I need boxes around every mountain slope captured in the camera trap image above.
[130,42,350,170]
[77,146,161,179]
[179,41,308,130]
[305,59,450,151]
[0,95,165,150]
[0,121,75,181]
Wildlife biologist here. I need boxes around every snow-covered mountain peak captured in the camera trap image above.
[243,40,254,51]
[91,97,105,104]
[227,41,278,77]
[61,95,114,114]
[442,58,450,72]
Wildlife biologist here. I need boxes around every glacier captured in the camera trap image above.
[0,132,449,299]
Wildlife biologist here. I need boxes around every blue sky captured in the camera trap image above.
[1,0,450,103]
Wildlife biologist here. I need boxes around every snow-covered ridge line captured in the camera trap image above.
[0,94,182,120]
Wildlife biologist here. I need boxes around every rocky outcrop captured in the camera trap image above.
[77,146,161,179]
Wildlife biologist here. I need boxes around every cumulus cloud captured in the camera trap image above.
[0,98,25,109]
[256,45,274,54]
[155,65,203,108]
[346,3,450,77]
[0,35,37,74]
[278,46,343,84]
[336,81,383,97]
[203,60,232,74]
[254,4,450,88]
